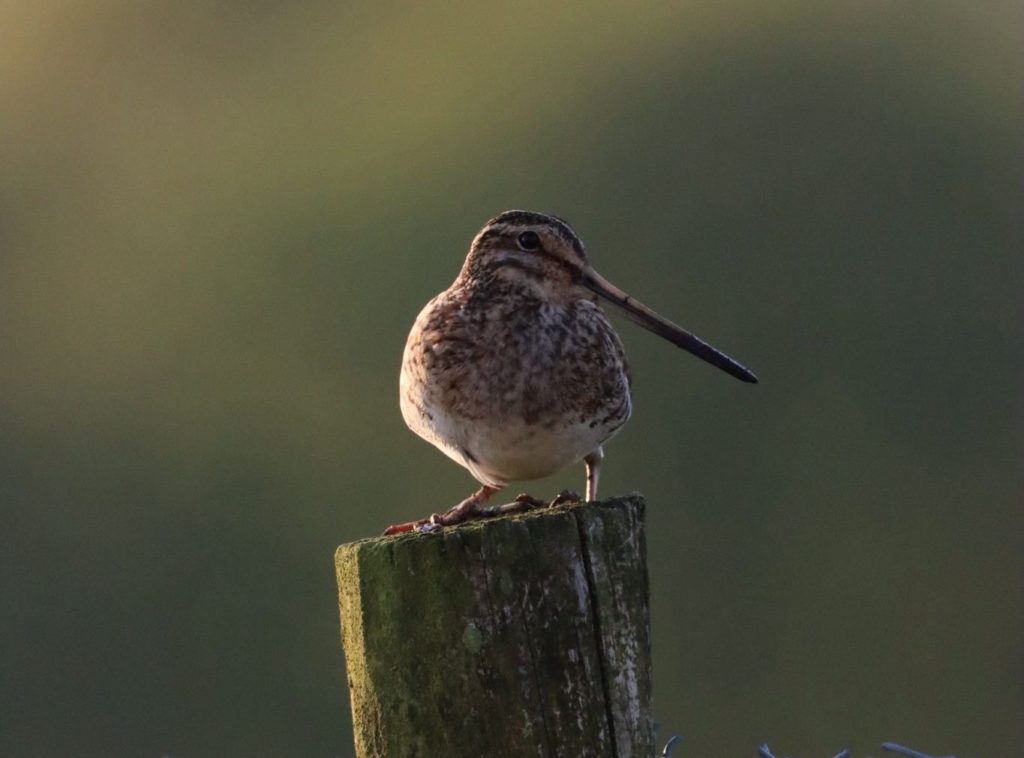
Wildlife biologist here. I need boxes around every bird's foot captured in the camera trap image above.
[383,487,500,535]
[382,510,476,536]
[382,490,576,536]
[478,493,545,518]
[382,517,432,536]
[383,502,480,536]
[548,489,581,508]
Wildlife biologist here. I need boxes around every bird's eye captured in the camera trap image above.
[517,231,541,251]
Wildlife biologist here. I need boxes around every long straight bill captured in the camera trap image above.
[582,267,759,383]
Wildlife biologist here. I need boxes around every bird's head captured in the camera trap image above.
[459,209,758,383]
[460,210,590,304]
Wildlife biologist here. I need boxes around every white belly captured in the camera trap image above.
[401,387,624,488]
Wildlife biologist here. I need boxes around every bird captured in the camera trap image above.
[385,210,757,534]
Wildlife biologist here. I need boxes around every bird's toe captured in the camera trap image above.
[549,489,581,508]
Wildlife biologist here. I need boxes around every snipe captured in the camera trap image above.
[386,210,756,534]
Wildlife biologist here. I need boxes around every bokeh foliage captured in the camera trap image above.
[1,2,1020,755]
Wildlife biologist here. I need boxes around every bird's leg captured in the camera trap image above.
[432,484,501,526]
[383,485,501,535]
[584,447,604,501]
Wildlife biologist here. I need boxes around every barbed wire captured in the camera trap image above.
[659,736,960,758]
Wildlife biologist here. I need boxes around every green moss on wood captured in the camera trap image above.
[335,496,654,758]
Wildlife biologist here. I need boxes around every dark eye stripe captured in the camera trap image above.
[531,247,582,281]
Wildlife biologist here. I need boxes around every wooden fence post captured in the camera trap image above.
[335,495,654,757]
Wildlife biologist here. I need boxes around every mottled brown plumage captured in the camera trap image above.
[387,210,756,534]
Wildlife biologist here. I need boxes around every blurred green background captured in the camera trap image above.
[2,2,1021,756]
